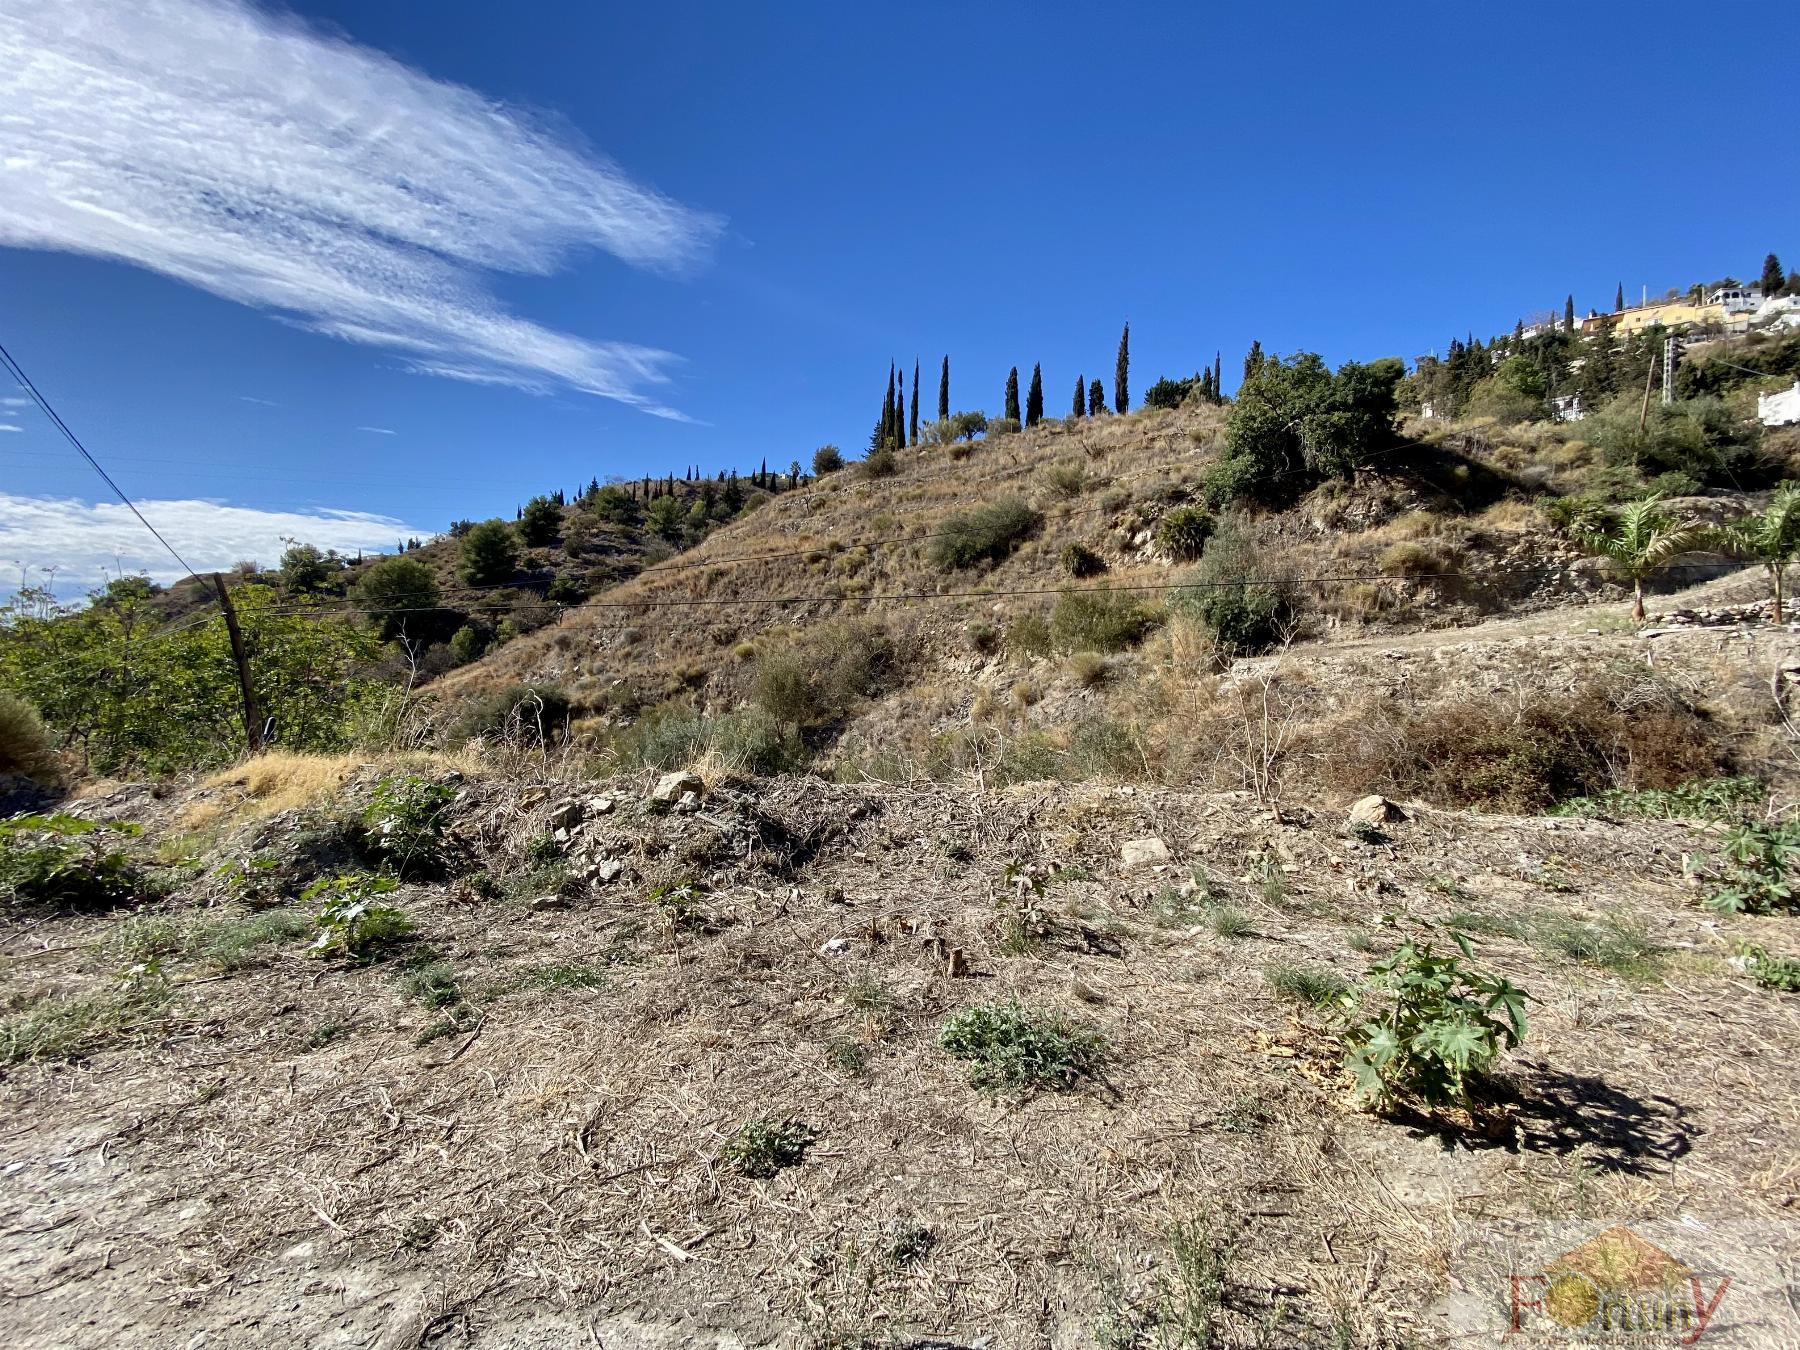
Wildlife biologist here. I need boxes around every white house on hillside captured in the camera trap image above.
[1709,286,1764,314]
[1760,381,1800,428]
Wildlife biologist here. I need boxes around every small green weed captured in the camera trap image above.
[401,958,461,1009]
[1252,854,1288,906]
[303,1019,350,1049]
[825,1036,868,1078]
[1739,944,1800,992]
[0,981,171,1065]
[1536,914,1664,980]
[1266,963,1351,1007]
[938,1001,1106,1093]
[720,1118,818,1178]
[514,962,609,992]
[1444,909,1523,940]
[1209,905,1252,939]
[303,874,410,959]
[1156,1216,1237,1348]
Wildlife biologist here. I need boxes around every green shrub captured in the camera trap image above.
[751,622,899,726]
[362,776,455,878]
[1688,819,1800,915]
[1060,542,1106,578]
[863,447,898,478]
[0,692,58,782]
[447,625,487,666]
[1143,375,1197,410]
[1051,587,1160,653]
[928,498,1042,571]
[812,445,845,475]
[1044,462,1088,498]
[0,819,140,910]
[1155,506,1214,562]
[1005,614,1053,656]
[303,874,411,959]
[1168,526,1299,654]
[1554,776,1763,822]
[939,1001,1107,1093]
[720,1118,817,1178]
[454,683,573,746]
[518,495,563,547]
[1339,933,1527,1111]
[546,573,587,604]
[987,416,1022,438]
[610,705,807,775]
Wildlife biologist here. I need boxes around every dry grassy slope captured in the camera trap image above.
[435,407,1621,747]
[3,768,1797,1347]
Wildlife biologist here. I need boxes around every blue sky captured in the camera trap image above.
[2,0,1795,591]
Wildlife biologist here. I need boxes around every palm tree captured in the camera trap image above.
[1713,483,1800,623]
[1573,495,1703,621]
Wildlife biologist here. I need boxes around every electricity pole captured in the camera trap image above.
[211,572,264,755]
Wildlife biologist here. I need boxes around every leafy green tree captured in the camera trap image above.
[351,557,440,641]
[938,356,950,421]
[1089,378,1105,416]
[812,444,845,475]
[1004,367,1021,423]
[448,625,486,666]
[1143,376,1196,410]
[1762,253,1785,296]
[1114,322,1129,413]
[1715,483,1800,622]
[279,544,332,593]
[1072,373,1086,418]
[1573,496,1702,620]
[591,485,640,527]
[1025,363,1044,427]
[1208,353,1403,504]
[459,519,520,586]
[518,495,563,547]
[646,493,686,542]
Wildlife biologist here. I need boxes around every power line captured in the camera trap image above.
[0,339,204,582]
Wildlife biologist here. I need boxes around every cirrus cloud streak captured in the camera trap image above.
[0,0,722,416]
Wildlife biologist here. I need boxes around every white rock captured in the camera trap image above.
[1348,795,1406,828]
[819,937,853,957]
[651,771,703,804]
[1120,837,1171,867]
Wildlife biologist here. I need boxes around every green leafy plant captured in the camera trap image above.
[362,775,455,877]
[0,822,141,910]
[938,1000,1106,1093]
[1553,776,1764,822]
[303,874,410,959]
[1156,505,1215,562]
[1739,943,1800,992]
[1687,819,1800,915]
[1060,542,1107,578]
[1339,933,1528,1111]
[719,1118,818,1178]
[1711,482,1800,622]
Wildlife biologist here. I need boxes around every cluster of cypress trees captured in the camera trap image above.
[872,358,941,450]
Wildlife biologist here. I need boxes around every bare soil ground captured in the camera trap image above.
[4,739,1797,1345]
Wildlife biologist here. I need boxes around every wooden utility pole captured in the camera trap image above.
[211,572,263,754]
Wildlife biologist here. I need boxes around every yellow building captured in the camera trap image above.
[1612,300,1725,335]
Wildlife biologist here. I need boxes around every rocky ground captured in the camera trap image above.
[3,743,1798,1347]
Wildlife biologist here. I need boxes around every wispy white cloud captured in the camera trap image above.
[0,492,428,593]
[0,424,22,433]
[355,425,397,436]
[0,397,29,408]
[237,395,280,407]
[0,0,723,416]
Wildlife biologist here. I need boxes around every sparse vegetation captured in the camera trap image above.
[303,873,411,959]
[1688,819,1800,915]
[927,498,1042,571]
[938,1001,1106,1093]
[719,1118,817,1178]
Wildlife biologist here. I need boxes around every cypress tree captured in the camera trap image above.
[1025,363,1044,427]
[1565,294,1575,331]
[1200,368,1214,402]
[938,356,950,421]
[1089,378,1105,416]
[1615,283,1624,312]
[1243,340,1264,381]
[910,359,920,445]
[1073,373,1086,418]
[1213,351,1222,401]
[1114,322,1129,413]
[1004,366,1021,423]
[896,365,907,448]
[1761,253,1784,296]
[883,362,898,449]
